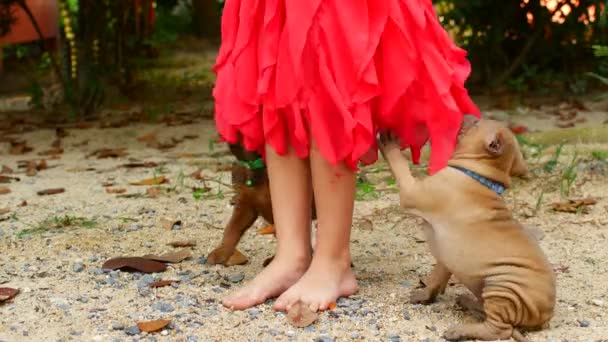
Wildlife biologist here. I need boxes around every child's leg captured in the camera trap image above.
[273,144,358,312]
[222,146,313,310]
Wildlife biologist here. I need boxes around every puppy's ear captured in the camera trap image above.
[510,139,530,178]
[459,114,479,134]
[485,130,504,156]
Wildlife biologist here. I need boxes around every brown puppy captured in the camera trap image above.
[207,143,317,266]
[378,116,556,342]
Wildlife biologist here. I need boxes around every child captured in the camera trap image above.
[213,0,480,311]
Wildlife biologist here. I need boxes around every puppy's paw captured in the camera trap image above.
[377,132,401,154]
[409,289,436,305]
[443,325,469,341]
[207,246,232,265]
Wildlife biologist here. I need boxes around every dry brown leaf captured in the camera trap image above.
[105,188,127,194]
[0,208,10,215]
[256,224,276,235]
[0,288,19,302]
[160,217,181,230]
[287,301,319,328]
[9,141,33,155]
[356,218,374,231]
[167,240,196,248]
[143,249,192,263]
[55,127,69,138]
[149,280,179,288]
[146,187,161,198]
[137,133,157,142]
[130,176,167,186]
[0,175,19,183]
[189,169,203,180]
[18,201,27,207]
[1,165,13,174]
[90,148,128,159]
[122,161,158,168]
[37,160,48,170]
[0,187,11,195]
[26,162,37,176]
[37,188,65,196]
[136,319,171,333]
[225,249,248,266]
[102,257,167,273]
[38,147,63,156]
[552,198,597,214]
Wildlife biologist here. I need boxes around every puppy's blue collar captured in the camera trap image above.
[449,166,505,195]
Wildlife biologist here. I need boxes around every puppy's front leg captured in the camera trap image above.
[410,262,452,305]
[378,133,419,209]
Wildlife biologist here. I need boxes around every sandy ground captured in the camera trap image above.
[0,107,608,342]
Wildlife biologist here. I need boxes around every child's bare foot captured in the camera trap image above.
[222,256,309,310]
[272,257,357,312]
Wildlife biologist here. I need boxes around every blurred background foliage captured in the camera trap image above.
[1,0,608,116]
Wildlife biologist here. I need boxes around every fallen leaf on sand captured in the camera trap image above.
[9,141,33,155]
[37,188,65,196]
[55,127,69,138]
[0,288,19,302]
[0,175,19,183]
[149,280,179,288]
[105,188,127,194]
[90,148,128,159]
[130,176,167,186]
[1,165,13,174]
[137,319,171,333]
[257,224,276,235]
[122,161,158,168]
[102,257,167,273]
[552,198,597,213]
[287,301,319,328]
[18,201,27,207]
[225,249,248,266]
[189,169,203,180]
[0,208,10,215]
[146,187,161,198]
[0,187,10,195]
[160,217,180,230]
[137,133,157,142]
[143,249,192,263]
[38,147,63,156]
[167,240,196,248]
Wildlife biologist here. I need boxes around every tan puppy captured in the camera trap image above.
[379,116,556,342]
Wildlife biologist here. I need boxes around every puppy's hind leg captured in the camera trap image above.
[444,297,529,342]
[410,262,452,305]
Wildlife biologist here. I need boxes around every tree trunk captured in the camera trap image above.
[191,0,221,41]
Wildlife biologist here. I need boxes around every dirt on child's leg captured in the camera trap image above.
[273,144,358,312]
[222,146,313,310]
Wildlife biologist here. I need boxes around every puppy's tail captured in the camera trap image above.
[512,329,531,342]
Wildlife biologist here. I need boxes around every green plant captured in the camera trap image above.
[591,150,608,161]
[17,215,97,238]
[355,180,379,201]
[560,152,579,197]
[543,143,564,173]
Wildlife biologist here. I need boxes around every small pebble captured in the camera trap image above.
[388,334,400,342]
[399,280,411,288]
[111,322,124,330]
[577,319,590,327]
[72,263,85,272]
[197,257,207,265]
[160,330,169,336]
[227,273,245,283]
[591,299,604,307]
[124,326,140,336]
[268,329,279,336]
[152,302,175,313]
[403,311,411,320]
[186,336,198,342]
[350,332,359,340]
[304,326,315,333]
[286,330,296,337]
[315,337,334,342]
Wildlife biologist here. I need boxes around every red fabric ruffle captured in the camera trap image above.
[213,0,480,174]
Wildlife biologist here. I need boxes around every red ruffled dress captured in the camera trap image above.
[213,0,480,175]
